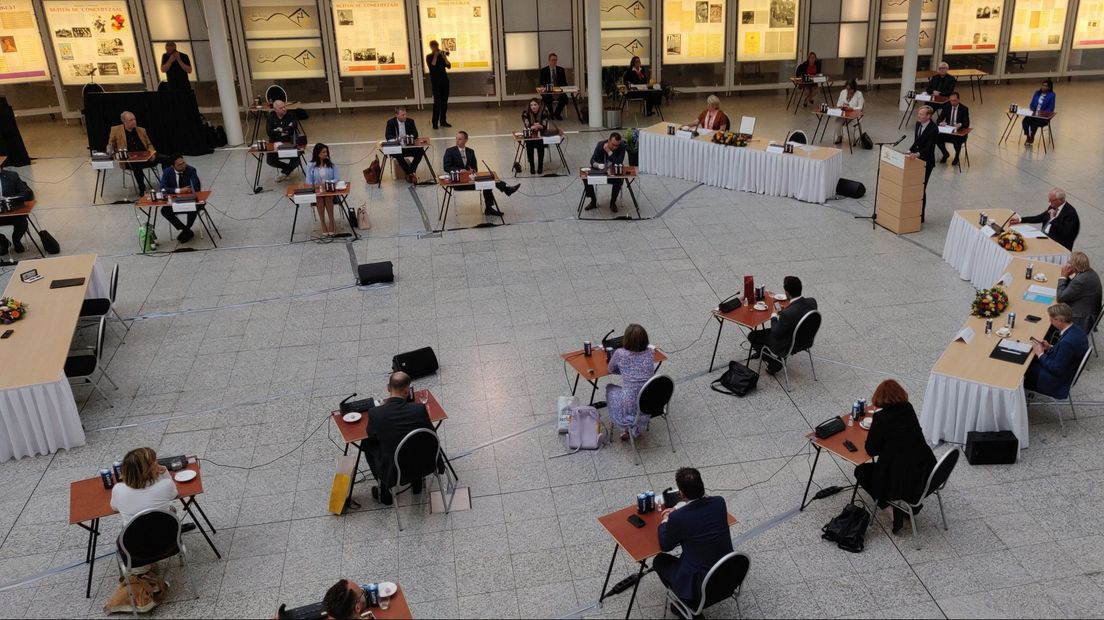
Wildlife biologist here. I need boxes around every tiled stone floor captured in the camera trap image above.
[1,79,1104,619]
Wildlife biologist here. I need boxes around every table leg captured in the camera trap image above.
[976,76,983,104]
[998,114,1016,145]
[626,179,642,220]
[846,121,855,155]
[189,497,218,534]
[598,543,620,604]
[23,217,46,257]
[576,184,588,218]
[588,379,599,405]
[571,93,582,121]
[338,195,360,240]
[423,149,439,180]
[81,518,100,598]
[556,145,569,172]
[709,317,725,372]
[800,445,823,511]
[512,142,523,177]
[623,561,649,619]
[436,187,452,232]
[345,444,364,510]
[252,153,264,194]
[181,497,222,559]
[290,201,299,242]
[898,98,915,129]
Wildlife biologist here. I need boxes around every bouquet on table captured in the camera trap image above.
[996,230,1025,252]
[711,131,750,147]
[0,297,27,323]
[971,287,1009,318]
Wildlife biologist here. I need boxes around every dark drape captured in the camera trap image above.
[83,90,212,157]
[0,97,31,167]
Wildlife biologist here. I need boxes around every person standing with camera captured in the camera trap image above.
[427,40,451,130]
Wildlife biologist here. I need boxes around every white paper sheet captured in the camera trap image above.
[542,135,563,145]
[998,339,1032,353]
[1027,284,1057,297]
[586,175,607,185]
[938,125,956,134]
[915,93,932,101]
[739,116,756,136]
[954,327,975,344]
[474,180,495,191]
[1012,225,1047,238]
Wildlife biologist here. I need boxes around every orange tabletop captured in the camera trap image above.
[330,389,448,445]
[598,504,737,563]
[561,346,666,382]
[436,171,501,188]
[69,459,205,525]
[373,586,412,619]
[285,183,351,198]
[113,150,155,165]
[813,109,864,121]
[713,291,789,330]
[135,190,211,209]
[578,166,637,180]
[379,137,431,148]
[248,100,301,111]
[911,94,950,105]
[806,414,873,466]
[0,198,34,219]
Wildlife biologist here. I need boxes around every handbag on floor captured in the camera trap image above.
[363,156,382,185]
[356,205,371,230]
[566,406,607,451]
[710,360,759,397]
[822,503,870,553]
[39,230,61,255]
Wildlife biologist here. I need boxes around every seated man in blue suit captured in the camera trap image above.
[654,467,733,611]
[1026,303,1090,397]
[159,154,203,243]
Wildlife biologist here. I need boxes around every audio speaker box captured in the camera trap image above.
[357,261,394,285]
[965,430,1018,465]
[392,347,439,379]
[836,178,866,199]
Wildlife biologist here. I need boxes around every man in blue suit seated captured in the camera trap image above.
[1026,303,1090,398]
[654,467,733,612]
[159,154,203,243]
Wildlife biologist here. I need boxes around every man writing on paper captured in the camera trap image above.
[1009,188,1080,251]
[538,53,569,120]
[747,276,818,375]
[936,92,969,166]
[159,42,192,90]
[384,107,424,184]
[266,100,300,181]
[159,155,203,243]
[1026,303,1089,398]
[583,132,626,213]
[908,105,938,221]
[442,131,520,217]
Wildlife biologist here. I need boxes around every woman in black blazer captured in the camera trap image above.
[854,379,937,533]
[623,56,662,116]
[795,51,822,106]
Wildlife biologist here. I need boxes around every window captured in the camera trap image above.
[734,0,800,86]
[240,0,330,105]
[332,0,415,103]
[145,0,224,107]
[809,0,870,82]
[662,0,726,88]
[1005,0,1069,74]
[1069,0,1104,70]
[502,0,574,98]
[875,0,935,80]
[418,0,496,98]
[943,0,1005,76]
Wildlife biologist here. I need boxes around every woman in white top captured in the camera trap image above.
[306,143,341,237]
[833,79,864,145]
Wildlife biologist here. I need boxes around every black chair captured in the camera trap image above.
[757,310,822,392]
[65,316,118,407]
[786,129,808,144]
[79,263,128,339]
[1026,344,1093,436]
[116,508,186,617]
[884,449,959,550]
[663,551,750,619]
[1090,303,1102,357]
[276,601,323,620]
[265,84,288,103]
[392,428,457,531]
[630,374,676,466]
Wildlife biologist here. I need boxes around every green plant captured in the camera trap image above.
[623,127,640,156]
[601,66,624,109]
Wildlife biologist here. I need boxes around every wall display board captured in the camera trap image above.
[44,0,142,85]
[944,0,1005,53]
[1009,0,1068,52]
[245,38,324,78]
[1073,0,1104,48]
[0,0,51,84]
[878,20,936,56]
[333,0,410,76]
[601,0,650,27]
[662,0,724,64]
[880,0,937,21]
[601,28,651,66]
[736,0,799,62]
[418,0,492,72]
[241,0,321,39]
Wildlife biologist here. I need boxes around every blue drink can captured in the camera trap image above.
[112,461,123,482]
[1008,312,1016,329]
[583,341,592,357]
[365,583,380,607]
[858,399,867,417]
[99,469,114,489]
[851,401,861,418]
[637,493,647,514]
[645,491,655,512]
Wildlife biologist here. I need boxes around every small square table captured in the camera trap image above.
[248,142,306,194]
[284,183,359,242]
[800,413,873,510]
[134,190,219,251]
[575,167,642,220]
[708,292,789,372]
[561,346,666,405]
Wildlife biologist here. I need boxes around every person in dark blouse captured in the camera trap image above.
[623,56,661,116]
[520,98,558,175]
[794,51,822,106]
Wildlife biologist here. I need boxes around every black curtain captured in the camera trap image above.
[0,97,31,167]
[83,90,212,157]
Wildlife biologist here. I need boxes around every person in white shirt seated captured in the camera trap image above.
[833,79,864,145]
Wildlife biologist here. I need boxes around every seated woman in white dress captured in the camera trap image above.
[833,79,864,145]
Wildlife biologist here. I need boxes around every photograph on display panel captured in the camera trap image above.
[662,0,725,64]
[601,0,651,28]
[1073,0,1104,49]
[0,0,51,84]
[419,0,492,72]
[43,0,142,85]
[333,0,410,76]
[944,0,1004,53]
[241,0,321,39]
[600,28,650,66]
[736,0,798,62]
[1009,0,1068,52]
[246,38,324,79]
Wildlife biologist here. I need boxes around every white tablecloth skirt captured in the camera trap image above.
[0,262,109,461]
[919,372,1030,449]
[942,212,1068,289]
[639,131,842,204]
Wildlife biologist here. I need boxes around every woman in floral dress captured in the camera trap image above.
[606,324,656,440]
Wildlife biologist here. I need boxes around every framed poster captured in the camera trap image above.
[737,0,799,62]
[880,0,937,21]
[44,0,142,85]
[418,0,492,72]
[1073,0,1104,49]
[601,0,651,28]
[662,0,725,64]
[601,28,650,66]
[1009,0,1068,52]
[878,20,936,56]
[333,0,410,76]
[0,0,51,84]
[241,0,321,39]
[246,37,324,78]
[944,0,1005,53]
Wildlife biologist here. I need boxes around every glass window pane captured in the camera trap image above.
[841,0,869,22]
[538,0,572,30]
[332,0,411,78]
[418,0,494,97]
[839,22,866,58]
[540,31,573,68]
[0,0,51,85]
[505,32,540,70]
[184,0,209,39]
[1073,0,1104,49]
[151,41,198,81]
[662,0,725,66]
[880,0,936,20]
[601,28,651,66]
[809,24,839,58]
[146,0,189,40]
[503,0,538,32]
[810,0,841,23]
[878,19,935,56]
[240,0,321,39]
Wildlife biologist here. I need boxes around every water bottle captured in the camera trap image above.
[985,318,993,335]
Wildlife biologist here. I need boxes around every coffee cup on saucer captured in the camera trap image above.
[996,327,1011,337]
[753,301,768,311]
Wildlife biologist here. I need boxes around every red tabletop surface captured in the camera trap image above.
[805,413,874,466]
[331,389,448,445]
[436,171,501,188]
[69,460,205,525]
[135,190,211,209]
[0,199,35,218]
[561,346,666,382]
[598,505,737,563]
[813,109,864,121]
[248,143,305,155]
[578,166,637,180]
[712,291,790,330]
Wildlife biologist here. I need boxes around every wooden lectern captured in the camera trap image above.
[875,147,925,234]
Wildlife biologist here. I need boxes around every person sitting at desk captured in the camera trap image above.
[1057,252,1102,332]
[385,107,424,184]
[1010,187,1079,250]
[107,110,160,195]
[936,92,969,166]
[442,131,519,217]
[1022,78,1055,146]
[1026,303,1090,398]
[521,98,557,175]
[365,372,434,506]
[306,143,340,237]
[158,154,202,243]
[908,105,939,218]
[747,276,818,375]
[0,166,34,256]
[926,61,956,97]
[623,56,661,116]
[689,95,730,132]
[854,380,936,534]
[266,100,300,181]
[606,324,656,441]
[795,51,822,106]
[653,467,733,608]
[322,579,367,620]
[583,132,626,213]
[833,79,864,145]
[538,52,569,120]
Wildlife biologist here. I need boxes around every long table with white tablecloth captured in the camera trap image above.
[0,255,108,461]
[943,209,1069,289]
[637,123,842,204]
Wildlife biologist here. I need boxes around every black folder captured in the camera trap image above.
[989,343,1030,365]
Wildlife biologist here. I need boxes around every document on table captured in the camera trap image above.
[1011,224,1047,238]
[915,93,932,102]
[826,108,844,117]
[998,339,1032,353]
[938,125,956,134]
[1015,108,1033,116]
[1024,284,1057,304]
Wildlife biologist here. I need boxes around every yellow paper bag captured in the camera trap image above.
[328,454,357,515]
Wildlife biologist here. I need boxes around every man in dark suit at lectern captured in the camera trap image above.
[909,105,939,222]
[538,53,569,120]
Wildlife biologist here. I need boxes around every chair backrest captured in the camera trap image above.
[1071,344,1093,389]
[83,82,104,97]
[95,315,107,362]
[109,263,120,304]
[694,551,750,614]
[787,310,822,357]
[637,374,674,418]
[266,84,288,103]
[921,448,959,502]
[394,428,441,486]
[118,508,182,569]
[787,129,808,144]
[1091,301,1104,333]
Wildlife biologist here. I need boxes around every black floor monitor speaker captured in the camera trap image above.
[836,178,866,199]
[965,430,1018,465]
[357,261,394,285]
[393,347,439,379]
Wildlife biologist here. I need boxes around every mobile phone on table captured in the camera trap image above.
[843,439,858,453]
[1,330,12,339]
[1025,315,1041,323]
[627,514,646,528]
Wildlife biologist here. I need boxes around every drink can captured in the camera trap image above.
[604,346,612,361]
[1026,263,1034,280]
[985,318,993,334]
[365,583,380,607]
[979,212,988,226]
[583,341,592,356]
[645,491,655,512]
[1008,312,1016,329]
[858,399,866,417]
[112,461,123,482]
[99,469,114,489]
[851,401,861,418]
[637,493,647,514]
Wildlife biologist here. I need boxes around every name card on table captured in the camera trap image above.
[91,159,115,170]
[697,129,716,138]
[826,107,844,117]
[292,192,317,205]
[381,145,403,155]
[999,272,1013,287]
[983,223,1001,237]
[879,146,907,169]
[586,174,607,185]
[765,144,785,154]
[938,125,956,134]
[171,200,197,213]
[915,93,933,102]
[675,130,694,139]
[277,148,299,158]
[954,327,975,344]
[1015,108,1033,116]
[474,180,495,191]
[812,75,827,84]
[542,134,563,145]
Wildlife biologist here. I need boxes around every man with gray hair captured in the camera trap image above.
[1057,252,1102,331]
[106,110,157,194]
[1010,187,1080,250]
[1026,303,1089,397]
[926,61,956,96]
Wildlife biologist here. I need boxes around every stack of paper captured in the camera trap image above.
[1011,224,1047,239]
[1024,284,1057,304]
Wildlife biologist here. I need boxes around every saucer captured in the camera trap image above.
[378,582,398,598]
[774,293,787,301]
[996,329,1011,338]
[342,412,362,423]
[173,469,197,482]
[1034,274,1047,282]
[753,302,768,311]
[859,417,872,430]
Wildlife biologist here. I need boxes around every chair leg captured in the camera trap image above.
[434,472,456,514]
[123,570,139,618]
[935,491,948,530]
[629,431,640,466]
[1069,395,1077,419]
[664,415,675,454]
[910,505,921,551]
[808,350,817,381]
[394,487,404,531]
[781,361,791,392]
[87,380,114,407]
[1056,399,1067,436]
[99,367,120,390]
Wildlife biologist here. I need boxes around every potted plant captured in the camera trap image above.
[623,127,640,167]
[601,66,623,129]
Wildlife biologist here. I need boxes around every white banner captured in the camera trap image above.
[0,0,51,84]
[601,0,651,28]
[736,0,798,62]
[44,0,142,85]
[333,0,410,76]
[601,28,650,67]
[419,0,492,73]
[662,0,725,65]
[246,38,324,79]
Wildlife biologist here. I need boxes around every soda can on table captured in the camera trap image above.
[645,491,655,512]
[985,318,993,335]
[1008,312,1016,329]
[1026,263,1034,280]
[112,461,123,482]
[99,469,114,489]
[851,401,861,419]
[365,583,380,607]
[637,493,647,514]
[979,212,988,226]
[583,341,592,357]
[858,399,867,417]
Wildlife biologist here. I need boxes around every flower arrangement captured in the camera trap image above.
[997,230,1026,252]
[971,287,1009,318]
[0,297,27,324]
[711,131,750,147]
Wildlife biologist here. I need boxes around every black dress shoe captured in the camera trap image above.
[747,350,761,360]
[0,234,9,255]
[609,202,619,213]
[503,184,521,197]
[951,158,960,167]
[177,228,194,243]
[433,124,439,130]
[371,486,394,505]
[441,122,453,128]
[939,154,949,163]
[584,200,598,211]
[13,237,24,253]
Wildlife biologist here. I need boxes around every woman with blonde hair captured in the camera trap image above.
[690,95,730,131]
[606,324,656,441]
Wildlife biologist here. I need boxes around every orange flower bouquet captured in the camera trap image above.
[711,131,750,147]
[0,297,27,324]
[971,287,1008,318]
[997,230,1026,252]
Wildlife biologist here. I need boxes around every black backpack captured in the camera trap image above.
[710,360,759,397]
[822,504,870,553]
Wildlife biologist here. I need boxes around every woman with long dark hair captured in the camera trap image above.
[521,97,557,174]
[306,142,340,236]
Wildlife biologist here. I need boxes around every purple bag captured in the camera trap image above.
[566,406,607,451]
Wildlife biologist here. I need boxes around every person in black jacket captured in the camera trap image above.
[623,56,661,116]
[854,379,937,534]
[426,40,451,129]
[794,51,822,106]
[442,131,520,216]
[364,372,434,506]
[1010,188,1079,251]
[385,107,424,184]
[158,155,204,243]
[925,61,956,96]
[266,100,300,180]
[653,467,733,606]
[747,276,818,374]
[0,167,33,256]
[909,105,939,221]
[583,133,626,213]
[538,53,569,120]
[520,98,557,175]
[936,92,969,166]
